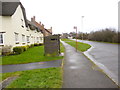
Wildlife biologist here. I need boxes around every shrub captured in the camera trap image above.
[13,46,24,54]
[38,43,43,46]
[88,28,119,43]
[26,45,30,49]
[34,43,39,46]
[21,46,27,51]
[2,45,12,56]
[12,43,42,55]
[30,44,34,48]
[0,48,1,55]
[34,43,43,46]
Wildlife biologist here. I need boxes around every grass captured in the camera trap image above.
[2,67,62,88]
[60,42,65,53]
[61,39,91,52]
[1,45,64,65]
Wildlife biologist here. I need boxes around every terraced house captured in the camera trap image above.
[0,0,52,50]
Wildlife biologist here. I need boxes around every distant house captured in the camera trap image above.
[30,16,52,37]
[0,0,43,48]
[60,33,69,39]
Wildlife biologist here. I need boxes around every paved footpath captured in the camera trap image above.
[0,60,62,73]
[61,41,118,88]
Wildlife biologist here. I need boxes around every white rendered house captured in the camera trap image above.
[0,0,44,49]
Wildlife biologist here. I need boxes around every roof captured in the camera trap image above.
[0,0,20,16]
[0,0,28,27]
[27,20,43,33]
[45,29,52,34]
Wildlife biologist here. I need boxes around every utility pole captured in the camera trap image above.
[74,26,78,52]
[81,16,84,42]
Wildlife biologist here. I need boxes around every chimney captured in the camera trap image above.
[33,16,35,21]
[31,16,36,22]
[39,22,41,25]
[31,17,33,22]
[50,27,52,30]
[42,24,44,28]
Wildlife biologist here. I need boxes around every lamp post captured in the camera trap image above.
[81,16,84,41]
[74,26,78,52]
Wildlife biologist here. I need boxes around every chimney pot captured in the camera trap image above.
[31,18,33,22]
[39,22,41,25]
[33,16,35,20]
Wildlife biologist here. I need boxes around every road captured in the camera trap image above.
[72,39,119,85]
[61,41,118,88]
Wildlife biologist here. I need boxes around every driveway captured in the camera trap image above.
[73,39,119,85]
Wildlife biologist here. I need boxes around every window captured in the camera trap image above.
[15,33,19,44]
[27,27,29,31]
[22,34,25,43]
[0,33,3,45]
[27,36,30,43]
[37,37,39,43]
[21,19,24,28]
[40,37,43,41]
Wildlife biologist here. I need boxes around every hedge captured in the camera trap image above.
[13,43,43,55]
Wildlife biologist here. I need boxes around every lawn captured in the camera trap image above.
[1,45,64,65]
[2,67,62,88]
[61,39,91,52]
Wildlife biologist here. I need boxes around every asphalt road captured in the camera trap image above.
[73,39,119,85]
[61,41,118,88]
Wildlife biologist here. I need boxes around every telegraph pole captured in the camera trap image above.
[81,16,84,42]
[74,26,78,52]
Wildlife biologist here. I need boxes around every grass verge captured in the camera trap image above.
[61,39,91,52]
[60,42,65,53]
[2,67,62,88]
[1,46,64,65]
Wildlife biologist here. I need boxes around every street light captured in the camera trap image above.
[73,26,78,52]
[81,16,84,42]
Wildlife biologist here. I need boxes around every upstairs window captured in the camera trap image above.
[21,19,24,28]
[0,33,3,45]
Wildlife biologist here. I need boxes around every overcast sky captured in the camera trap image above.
[20,0,119,34]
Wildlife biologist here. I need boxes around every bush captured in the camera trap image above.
[12,43,43,55]
[34,43,39,46]
[13,46,24,54]
[34,43,43,46]
[88,28,119,43]
[38,43,43,46]
[2,45,12,56]
[30,44,34,48]
[21,46,27,51]
[26,45,30,49]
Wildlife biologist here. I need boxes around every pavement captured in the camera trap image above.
[75,39,119,85]
[61,41,118,88]
[0,60,62,73]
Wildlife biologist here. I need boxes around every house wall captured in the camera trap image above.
[0,5,43,48]
[118,1,120,32]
